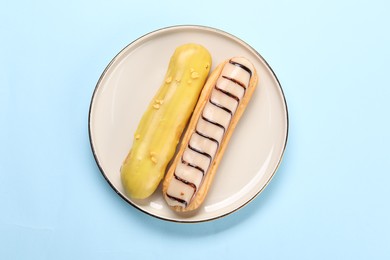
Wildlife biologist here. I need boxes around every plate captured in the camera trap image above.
[88,25,288,223]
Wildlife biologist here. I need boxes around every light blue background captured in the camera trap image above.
[1,0,389,259]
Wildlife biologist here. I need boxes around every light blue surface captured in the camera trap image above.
[1,0,389,259]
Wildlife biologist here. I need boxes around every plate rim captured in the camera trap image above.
[88,24,289,223]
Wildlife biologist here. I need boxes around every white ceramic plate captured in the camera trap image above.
[89,25,288,223]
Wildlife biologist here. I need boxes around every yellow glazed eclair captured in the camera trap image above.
[162,57,258,212]
[121,44,211,199]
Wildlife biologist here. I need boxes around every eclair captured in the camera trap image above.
[121,44,211,199]
[162,57,258,212]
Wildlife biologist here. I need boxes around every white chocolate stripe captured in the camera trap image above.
[196,117,224,145]
[221,63,250,88]
[216,77,245,101]
[175,162,203,189]
[166,178,194,207]
[203,102,231,130]
[210,89,238,115]
[189,132,218,161]
[182,148,211,174]
[230,57,255,76]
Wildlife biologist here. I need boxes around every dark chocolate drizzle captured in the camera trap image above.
[166,194,187,207]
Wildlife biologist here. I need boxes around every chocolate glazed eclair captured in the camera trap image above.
[162,57,258,212]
